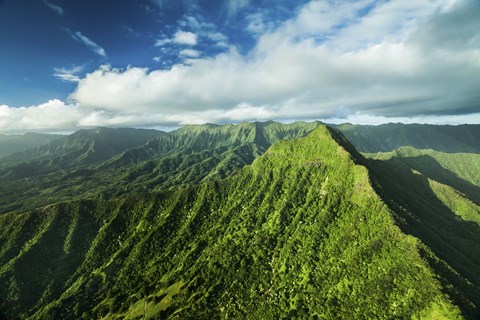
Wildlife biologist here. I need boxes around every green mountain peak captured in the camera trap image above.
[0,122,478,319]
[0,126,464,319]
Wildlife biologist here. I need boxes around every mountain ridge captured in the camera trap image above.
[0,133,63,158]
[0,123,478,319]
[0,126,469,319]
[336,123,480,153]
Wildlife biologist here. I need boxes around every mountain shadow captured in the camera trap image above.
[337,123,480,153]
[366,157,480,319]
[394,154,480,205]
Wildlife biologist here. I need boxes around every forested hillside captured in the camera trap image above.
[0,133,62,158]
[0,122,321,214]
[363,148,480,318]
[0,122,478,319]
[0,126,464,319]
[0,127,165,167]
[337,123,480,153]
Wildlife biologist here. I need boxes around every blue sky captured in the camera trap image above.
[1,0,299,106]
[0,0,479,133]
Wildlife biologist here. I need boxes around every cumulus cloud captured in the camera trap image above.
[154,38,172,47]
[63,0,479,128]
[180,49,201,58]
[74,1,477,111]
[173,31,197,45]
[154,13,228,57]
[0,100,80,133]
[3,0,480,133]
[246,13,268,35]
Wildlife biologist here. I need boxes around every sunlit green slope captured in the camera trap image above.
[0,127,462,319]
[0,122,322,214]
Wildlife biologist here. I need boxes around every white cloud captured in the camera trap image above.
[155,14,228,53]
[154,38,172,47]
[180,49,201,58]
[206,32,228,47]
[3,0,480,133]
[326,112,480,126]
[53,65,84,83]
[43,0,64,15]
[0,100,80,133]
[179,14,228,47]
[173,31,197,45]
[64,0,480,128]
[67,29,107,57]
[179,16,202,30]
[246,13,268,35]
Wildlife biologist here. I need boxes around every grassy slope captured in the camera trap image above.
[0,127,461,319]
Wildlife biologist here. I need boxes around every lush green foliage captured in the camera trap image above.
[366,147,480,188]
[364,151,480,319]
[0,122,479,319]
[0,127,462,319]
[337,123,480,153]
[0,122,321,214]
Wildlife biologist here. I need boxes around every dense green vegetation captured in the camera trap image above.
[0,133,62,158]
[337,123,480,153]
[0,122,479,319]
[366,147,480,190]
[363,149,480,319]
[0,127,463,319]
[0,121,321,214]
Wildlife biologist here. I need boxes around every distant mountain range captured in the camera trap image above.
[0,133,63,158]
[0,122,478,319]
[336,123,480,153]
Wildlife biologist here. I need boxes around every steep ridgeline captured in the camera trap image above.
[336,123,480,153]
[0,127,463,319]
[102,121,323,192]
[105,121,323,167]
[0,133,63,158]
[0,122,321,214]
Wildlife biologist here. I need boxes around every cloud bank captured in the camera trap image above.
[0,100,79,133]
[2,0,480,133]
